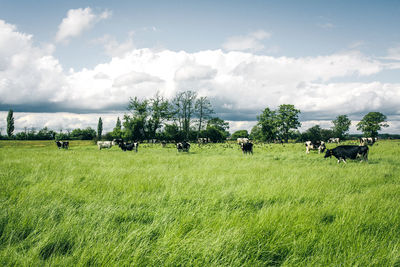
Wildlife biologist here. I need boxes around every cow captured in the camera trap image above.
[55,140,69,149]
[161,141,167,148]
[198,137,209,144]
[237,138,249,145]
[119,141,139,152]
[177,141,190,152]
[241,142,253,154]
[97,141,113,150]
[305,141,326,154]
[62,141,69,149]
[112,139,123,146]
[359,137,377,146]
[274,138,283,144]
[324,145,369,164]
[328,138,340,144]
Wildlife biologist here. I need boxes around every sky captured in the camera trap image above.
[0,0,400,134]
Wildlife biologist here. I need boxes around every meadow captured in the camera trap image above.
[1,139,400,266]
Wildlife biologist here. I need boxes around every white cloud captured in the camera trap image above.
[222,30,271,52]
[386,46,400,61]
[55,7,111,43]
[94,33,135,58]
[317,22,335,29]
[0,20,65,105]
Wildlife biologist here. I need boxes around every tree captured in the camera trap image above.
[195,96,214,138]
[147,92,170,140]
[276,104,301,143]
[332,115,351,139]
[124,97,149,141]
[256,107,278,142]
[357,112,388,137]
[112,117,122,139]
[171,91,197,139]
[231,130,249,140]
[97,117,103,139]
[6,109,14,138]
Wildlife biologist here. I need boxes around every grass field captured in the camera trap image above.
[1,140,400,266]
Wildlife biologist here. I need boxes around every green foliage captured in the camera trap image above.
[171,91,197,139]
[254,105,301,142]
[195,96,214,136]
[125,93,170,141]
[6,109,14,138]
[357,112,389,137]
[111,117,122,139]
[332,115,351,139]
[1,140,400,266]
[97,117,103,139]
[231,130,249,139]
[276,104,301,143]
[70,127,96,140]
[256,107,278,142]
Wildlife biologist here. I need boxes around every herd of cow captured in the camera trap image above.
[55,136,377,164]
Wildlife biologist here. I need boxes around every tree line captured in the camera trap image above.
[1,92,391,141]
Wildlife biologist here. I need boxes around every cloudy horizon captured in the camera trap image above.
[1,1,399,134]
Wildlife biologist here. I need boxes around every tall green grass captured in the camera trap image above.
[1,140,400,266]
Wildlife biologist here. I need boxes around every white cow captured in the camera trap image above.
[97,141,113,150]
[305,141,326,154]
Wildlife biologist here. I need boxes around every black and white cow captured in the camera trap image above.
[237,138,249,145]
[55,140,69,149]
[197,137,209,144]
[305,141,326,154]
[324,145,369,164]
[119,141,139,152]
[177,141,190,152]
[328,137,340,144]
[241,142,253,154]
[359,137,377,146]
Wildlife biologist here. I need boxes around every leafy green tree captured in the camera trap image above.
[161,123,184,142]
[112,117,122,139]
[171,91,197,139]
[7,109,14,138]
[206,117,230,139]
[147,92,170,139]
[357,112,388,137]
[195,96,214,138]
[125,97,149,141]
[332,115,351,139]
[256,107,278,142]
[70,128,96,140]
[231,130,249,140]
[276,104,301,143]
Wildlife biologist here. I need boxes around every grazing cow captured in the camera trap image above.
[274,138,283,144]
[119,141,139,152]
[241,142,253,154]
[324,145,369,164]
[328,137,340,144]
[62,141,69,149]
[97,141,113,150]
[161,141,167,148]
[198,137,209,144]
[55,140,69,149]
[359,137,377,146]
[177,141,190,152]
[305,141,326,154]
[237,138,249,145]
